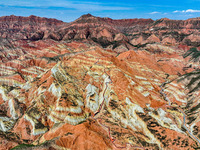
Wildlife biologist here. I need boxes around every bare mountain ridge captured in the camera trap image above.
[0,14,200,50]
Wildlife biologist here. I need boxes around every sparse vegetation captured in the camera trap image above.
[183,47,200,63]
[11,144,35,150]
[179,48,200,92]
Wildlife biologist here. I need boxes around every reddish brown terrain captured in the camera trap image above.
[0,14,200,150]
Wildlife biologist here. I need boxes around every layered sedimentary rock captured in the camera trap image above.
[0,15,64,40]
[0,14,200,150]
[1,14,199,51]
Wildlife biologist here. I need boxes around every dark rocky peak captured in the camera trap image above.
[81,13,94,18]
[74,13,100,23]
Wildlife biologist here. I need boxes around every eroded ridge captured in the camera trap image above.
[0,39,199,149]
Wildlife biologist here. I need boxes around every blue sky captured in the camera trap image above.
[0,0,200,22]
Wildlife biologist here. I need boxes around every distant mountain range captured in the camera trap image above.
[0,14,200,51]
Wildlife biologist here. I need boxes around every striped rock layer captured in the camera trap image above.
[0,38,200,150]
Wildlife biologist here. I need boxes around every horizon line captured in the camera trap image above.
[0,13,200,23]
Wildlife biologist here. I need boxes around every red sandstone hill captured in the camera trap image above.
[0,14,200,150]
[1,14,200,50]
[73,13,154,33]
[153,17,200,29]
[0,15,65,40]
[46,14,200,51]
[0,15,64,25]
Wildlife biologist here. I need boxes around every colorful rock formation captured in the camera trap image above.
[0,14,200,150]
